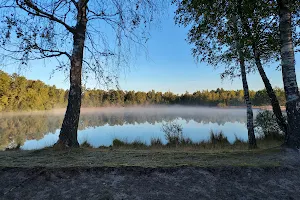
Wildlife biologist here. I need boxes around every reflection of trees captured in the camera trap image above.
[0,115,63,150]
[0,108,248,149]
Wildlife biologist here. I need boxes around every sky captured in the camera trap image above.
[1,5,300,94]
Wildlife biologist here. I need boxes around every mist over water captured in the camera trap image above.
[0,106,259,150]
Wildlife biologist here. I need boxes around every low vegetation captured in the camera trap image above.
[3,113,283,151]
[112,138,147,148]
[107,120,283,150]
[0,147,284,168]
[80,140,93,148]
[150,137,164,147]
[2,113,285,169]
[255,110,286,140]
[109,135,281,151]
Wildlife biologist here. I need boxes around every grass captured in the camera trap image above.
[112,138,147,149]
[109,129,282,151]
[150,137,164,147]
[80,140,93,148]
[0,129,284,168]
[0,135,284,168]
[0,147,283,168]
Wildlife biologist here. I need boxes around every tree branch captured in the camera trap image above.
[16,0,76,34]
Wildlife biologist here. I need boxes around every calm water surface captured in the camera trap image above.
[0,106,259,150]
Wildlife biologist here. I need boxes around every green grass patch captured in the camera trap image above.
[0,147,283,168]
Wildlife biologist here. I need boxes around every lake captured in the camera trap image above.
[0,106,259,150]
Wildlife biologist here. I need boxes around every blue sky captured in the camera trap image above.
[2,6,299,94]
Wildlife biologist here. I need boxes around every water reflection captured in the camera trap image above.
[0,107,256,150]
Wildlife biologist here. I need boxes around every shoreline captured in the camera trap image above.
[0,105,285,116]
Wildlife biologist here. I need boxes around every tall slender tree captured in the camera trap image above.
[278,0,300,148]
[173,0,257,148]
[174,0,300,146]
[236,0,288,136]
[231,14,256,148]
[0,0,164,147]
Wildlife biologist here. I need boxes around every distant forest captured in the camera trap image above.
[0,70,286,112]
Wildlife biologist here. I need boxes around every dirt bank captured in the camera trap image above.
[0,148,299,200]
[0,166,299,200]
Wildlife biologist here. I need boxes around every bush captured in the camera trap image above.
[162,121,183,146]
[180,137,193,146]
[217,102,227,108]
[112,138,147,148]
[254,110,285,140]
[150,137,164,146]
[161,121,195,147]
[112,138,126,147]
[209,130,230,147]
[131,139,147,148]
[80,140,93,148]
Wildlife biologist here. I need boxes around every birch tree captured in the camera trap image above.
[0,0,165,147]
[173,0,257,148]
[235,0,300,146]
[278,0,300,148]
[231,15,257,148]
[235,0,288,137]
[173,0,300,147]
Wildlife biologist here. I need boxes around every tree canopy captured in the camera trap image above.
[0,70,287,112]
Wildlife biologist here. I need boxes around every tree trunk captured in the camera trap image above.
[240,58,257,149]
[237,0,288,137]
[55,2,87,148]
[278,0,300,148]
[254,55,288,135]
[232,15,257,149]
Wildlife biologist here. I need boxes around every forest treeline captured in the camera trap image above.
[0,70,286,112]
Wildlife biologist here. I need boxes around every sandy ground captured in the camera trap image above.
[0,166,299,199]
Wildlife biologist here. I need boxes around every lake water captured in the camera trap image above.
[0,106,259,150]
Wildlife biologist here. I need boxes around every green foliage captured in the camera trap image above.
[255,110,285,140]
[0,70,286,112]
[131,139,147,148]
[112,138,147,148]
[112,139,126,147]
[0,70,67,112]
[180,137,194,146]
[253,90,269,106]
[217,102,227,108]
[109,131,281,150]
[172,0,300,77]
[80,141,93,148]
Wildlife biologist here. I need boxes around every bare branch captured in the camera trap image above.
[16,0,75,33]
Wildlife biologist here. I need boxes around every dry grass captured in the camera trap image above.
[0,147,283,168]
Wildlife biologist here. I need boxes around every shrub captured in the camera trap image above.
[150,137,164,146]
[217,102,227,108]
[180,137,193,146]
[209,130,230,147]
[112,138,126,147]
[162,121,183,146]
[254,110,285,140]
[131,139,147,148]
[81,140,93,148]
